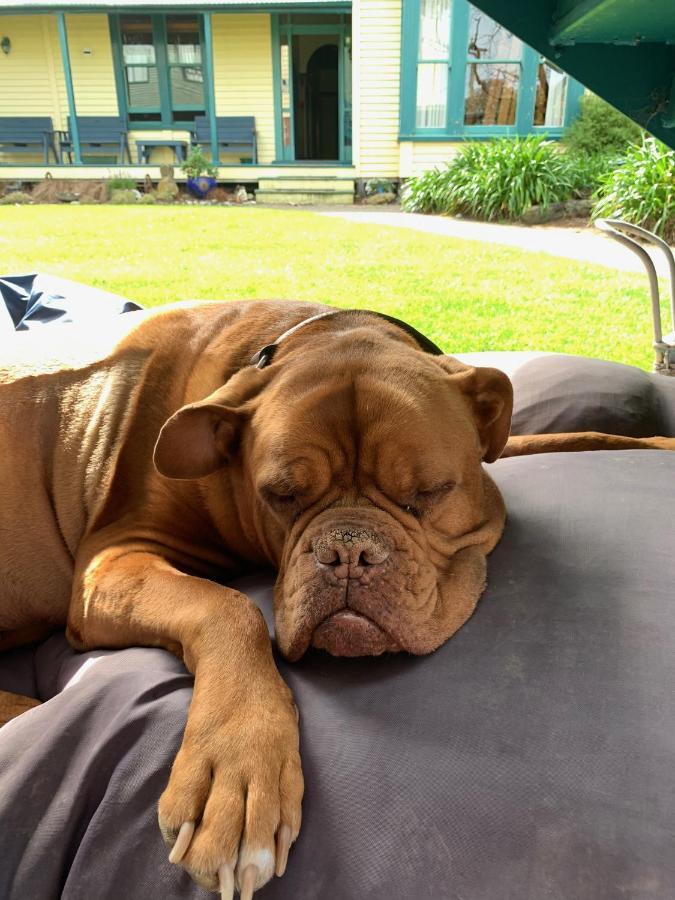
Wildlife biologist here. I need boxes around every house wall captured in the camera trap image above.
[353,0,401,179]
[398,141,462,178]
[212,13,275,165]
[0,15,65,162]
[66,14,118,117]
[0,11,276,167]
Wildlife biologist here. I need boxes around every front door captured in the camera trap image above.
[274,15,352,163]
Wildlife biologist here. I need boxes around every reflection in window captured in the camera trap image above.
[118,14,204,124]
[166,17,204,116]
[467,6,521,60]
[464,6,521,126]
[534,61,567,126]
[415,0,451,129]
[416,63,448,128]
[464,63,519,125]
[418,0,450,58]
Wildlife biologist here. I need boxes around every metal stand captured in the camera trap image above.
[596,218,675,375]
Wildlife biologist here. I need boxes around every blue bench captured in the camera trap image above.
[0,117,58,164]
[60,116,131,164]
[192,116,257,164]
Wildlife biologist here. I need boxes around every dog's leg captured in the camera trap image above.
[502,432,675,457]
[0,690,41,727]
[68,546,303,899]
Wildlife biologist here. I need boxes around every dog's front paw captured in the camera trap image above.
[158,687,303,898]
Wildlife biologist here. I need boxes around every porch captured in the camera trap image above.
[0,2,355,183]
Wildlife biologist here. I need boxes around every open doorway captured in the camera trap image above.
[275,14,352,164]
[294,40,339,160]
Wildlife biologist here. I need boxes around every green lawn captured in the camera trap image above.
[0,205,663,369]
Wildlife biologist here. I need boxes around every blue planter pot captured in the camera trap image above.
[186,176,217,199]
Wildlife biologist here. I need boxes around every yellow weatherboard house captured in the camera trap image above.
[0,0,582,201]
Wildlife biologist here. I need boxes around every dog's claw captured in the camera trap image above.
[239,864,258,900]
[275,824,292,877]
[168,820,195,863]
[218,863,235,900]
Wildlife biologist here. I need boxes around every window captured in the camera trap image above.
[464,7,521,126]
[112,14,205,127]
[401,0,583,139]
[415,0,451,129]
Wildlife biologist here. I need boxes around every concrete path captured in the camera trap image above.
[319,208,675,278]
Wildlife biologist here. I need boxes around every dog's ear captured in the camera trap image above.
[154,394,245,479]
[441,359,513,462]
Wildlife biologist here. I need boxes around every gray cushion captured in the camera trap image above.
[1,451,674,899]
[457,352,675,439]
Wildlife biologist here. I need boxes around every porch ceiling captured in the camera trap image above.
[0,0,350,9]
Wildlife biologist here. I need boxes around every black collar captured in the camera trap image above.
[249,309,444,369]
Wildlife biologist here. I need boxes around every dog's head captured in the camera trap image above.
[154,312,512,661]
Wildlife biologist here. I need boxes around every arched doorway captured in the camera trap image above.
[295,43,339,160]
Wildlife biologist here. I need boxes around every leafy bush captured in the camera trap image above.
[109,188,139,205]
[592,137,675,240]
[564,151,619,197]
[402,136,576,220]
[0,191,32,205]
[563,94,643,156]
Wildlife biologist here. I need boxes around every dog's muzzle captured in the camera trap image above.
[309,525,401,656]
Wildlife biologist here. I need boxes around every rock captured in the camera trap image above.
[364,191,396,205]
[563,198,593,218]
[156,164,179,201]
[520,201,567,225]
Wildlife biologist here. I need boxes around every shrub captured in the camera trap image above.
[402,136,576,220]
[564,151,619,197]
[592,137,675,241]
[109,188,139,204]
[0,191,32,205]
[139,193,157,204]
[563,94,644,156]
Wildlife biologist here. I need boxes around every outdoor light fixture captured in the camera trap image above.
[1,37,11,55]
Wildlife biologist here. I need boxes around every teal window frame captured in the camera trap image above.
[399,0,584,141]
[109,13,207,130]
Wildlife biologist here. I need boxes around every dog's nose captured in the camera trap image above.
[313,528,390,580]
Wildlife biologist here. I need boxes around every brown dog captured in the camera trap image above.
[1,300,672,898]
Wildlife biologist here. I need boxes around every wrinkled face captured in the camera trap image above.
[155,332,512,661]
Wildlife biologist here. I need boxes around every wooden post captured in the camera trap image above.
[202,12,219,166]
[57,12,81,164]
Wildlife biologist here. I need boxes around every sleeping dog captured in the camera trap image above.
[1,301,672,897]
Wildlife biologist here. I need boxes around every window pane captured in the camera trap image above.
[534,62,567,126]
[418,0,451,60]
[170,66,204,107]
[467,6,521,60]
[126,65,161,109]
[121,16,155,64]
[416,62,447,128]
[166,16,202,65]
[464,63,519,124]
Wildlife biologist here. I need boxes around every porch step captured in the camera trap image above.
[257,176,355,192]
[255,176,355,205]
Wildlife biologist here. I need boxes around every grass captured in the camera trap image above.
[0,205,664,369]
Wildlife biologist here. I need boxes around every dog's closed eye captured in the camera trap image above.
[401,481,456,518]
